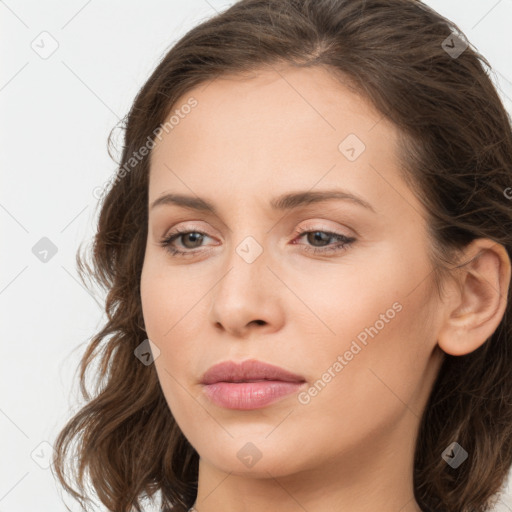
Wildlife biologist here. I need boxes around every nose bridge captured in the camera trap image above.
[217,231,269,300]
[219,198,273,276]
[208,226,283,333]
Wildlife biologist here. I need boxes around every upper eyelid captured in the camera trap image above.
[162,220,351,235]
[159,211,360,237]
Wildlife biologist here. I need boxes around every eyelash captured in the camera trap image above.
[159,226,356,258]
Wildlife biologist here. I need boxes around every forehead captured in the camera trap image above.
[148,65,419,221]
[151,64,389,163]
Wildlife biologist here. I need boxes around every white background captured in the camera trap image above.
[1,1,512,510]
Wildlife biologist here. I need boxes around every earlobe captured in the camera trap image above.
[437,239,511,357]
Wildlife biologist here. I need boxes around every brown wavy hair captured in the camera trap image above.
[51,0,512,511]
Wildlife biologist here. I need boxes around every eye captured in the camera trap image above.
[292,227,356,255]
[159,229,216,257]
[159,227,356,257]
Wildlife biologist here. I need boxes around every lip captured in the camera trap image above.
[200,359,306,410]
[201,359,305,385]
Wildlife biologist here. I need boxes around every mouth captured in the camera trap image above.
[200,359,306,410]
[200,358,306,385]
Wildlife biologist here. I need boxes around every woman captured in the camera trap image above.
[52,1,512,511]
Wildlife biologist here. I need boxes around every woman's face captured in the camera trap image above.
[140,65,446,480]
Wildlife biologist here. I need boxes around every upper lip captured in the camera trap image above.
[201,359,306,385]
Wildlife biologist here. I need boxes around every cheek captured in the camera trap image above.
[140,263,205,425]
[140,258,212,406]
[140,263,166,341]
[295,247,438,407]
[290,291,437,461]
[140,257,202,343]
[313,285,437,426]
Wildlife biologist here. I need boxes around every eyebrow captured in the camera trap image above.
[150,189,376,214]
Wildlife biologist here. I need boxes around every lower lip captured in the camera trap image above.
[202,381,305,410]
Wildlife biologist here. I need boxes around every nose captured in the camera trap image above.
[208,237,285,338]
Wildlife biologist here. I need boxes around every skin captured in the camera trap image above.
[140,64,511,512]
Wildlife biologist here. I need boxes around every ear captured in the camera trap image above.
[437,238,511,356]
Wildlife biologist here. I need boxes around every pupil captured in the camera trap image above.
[308,231,329,246]
[184,233,203,248]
